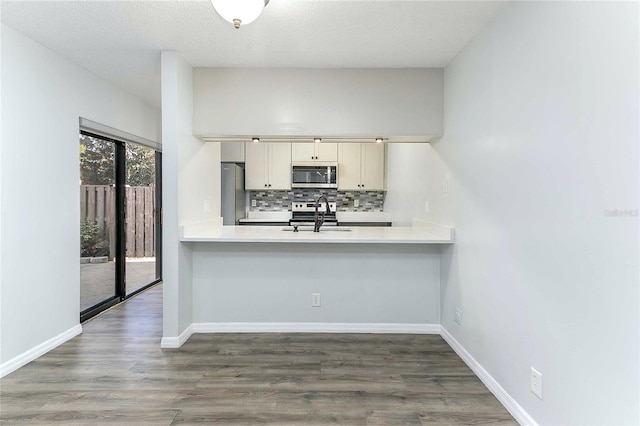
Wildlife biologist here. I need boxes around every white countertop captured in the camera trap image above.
[180,225,454,244]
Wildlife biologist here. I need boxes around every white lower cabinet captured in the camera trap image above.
[338,143,385,191]
[245,142,292,190]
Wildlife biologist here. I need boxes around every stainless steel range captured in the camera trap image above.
[290,201,338,226]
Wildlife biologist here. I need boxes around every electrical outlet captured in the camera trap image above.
[424,200,430,213]
[311,293,321,307]
[443,175,450,194]
[251,199,257,207]
[530,368,543,399]
[204,199,211,213]
[455,308,463,326]
[354,199,360,208]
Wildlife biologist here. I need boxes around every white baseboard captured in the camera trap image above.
[160,322,438,349]
[0,324,82,378]
[192,322,441,334]
[440,327,537,426]
[160,324,194,348]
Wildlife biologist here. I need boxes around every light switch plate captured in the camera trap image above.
[455,308,463,326]
[354,199,360,208]
[530,367,543,399]
[251,199,257,207]
[312,293,321,307]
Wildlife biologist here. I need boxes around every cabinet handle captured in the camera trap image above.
[268,184,272,187]
[264,184,267,187]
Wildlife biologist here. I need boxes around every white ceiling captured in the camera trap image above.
[1,0,510,108]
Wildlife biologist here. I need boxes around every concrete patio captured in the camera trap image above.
[80,257,158,311]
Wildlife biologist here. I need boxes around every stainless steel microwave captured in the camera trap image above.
[291,163,338,188]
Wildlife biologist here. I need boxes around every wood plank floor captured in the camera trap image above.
[0,285,516,425]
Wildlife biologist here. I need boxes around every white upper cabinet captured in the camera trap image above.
[244,142,268,190]
[220,142,245,162]
[338,143,385,191]
[315,143,338,162]
[267,143,293,190]
[361,143,385,190]
[337,144,362,191]
[245,143,292,190]
[292,143,338,162]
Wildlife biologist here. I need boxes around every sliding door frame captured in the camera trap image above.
[80,130,162,322]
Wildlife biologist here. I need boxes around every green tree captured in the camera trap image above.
[126,144,155,186]
[80,134,115,185]
[80,134,155,186]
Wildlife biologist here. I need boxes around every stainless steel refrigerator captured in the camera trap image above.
[221,163,246,225]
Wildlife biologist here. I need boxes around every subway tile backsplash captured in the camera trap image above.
[250,189,385,212]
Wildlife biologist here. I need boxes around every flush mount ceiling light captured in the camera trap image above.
[314,138,322,143]
[252,137,260,143]
[375,138,384,144]
[211,0,270,29]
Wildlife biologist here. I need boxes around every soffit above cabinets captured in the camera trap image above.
[194,69,444,141]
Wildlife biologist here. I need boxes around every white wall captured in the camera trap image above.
[0,24,160,367]
[191,243,441,326]
[193,68,443,139]
[384,144,434,226]
[161,51,220,341]
[431,2,639,424]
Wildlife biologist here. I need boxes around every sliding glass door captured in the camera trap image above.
[125,144,160,295]
[80,134,119,313]
[79,131,161,321]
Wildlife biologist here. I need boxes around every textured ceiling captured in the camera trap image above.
[1,0,510,107]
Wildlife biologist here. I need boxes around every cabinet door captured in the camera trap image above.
[291,143,316,162]
[316,143,338,162]
[337,143,362,191]
[221,142,245,162]
[268,143,292,190]
[244,142,268,190]
[361,143,385,191]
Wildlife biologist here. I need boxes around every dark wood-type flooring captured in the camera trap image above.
[0,284,516,425]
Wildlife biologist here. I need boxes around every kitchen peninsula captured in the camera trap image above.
[180,221,454,244]
[162,220,454,349]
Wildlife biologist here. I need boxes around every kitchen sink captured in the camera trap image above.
[281,226,352,232]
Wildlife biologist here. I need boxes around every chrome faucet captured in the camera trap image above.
[314,194,332,232]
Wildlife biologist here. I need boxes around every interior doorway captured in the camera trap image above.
[79,131,162,321]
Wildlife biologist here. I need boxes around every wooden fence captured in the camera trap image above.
[80,185,156,258]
